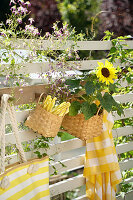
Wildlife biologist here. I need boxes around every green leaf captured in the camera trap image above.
[57,132,64,137]
[81,102,91,120]
[11,58,15,65]
[81,102,97,120]
[3,57,9,63]
[110,47,117,54]
[16,82,20,86]
[97,92,113,112]
[112,40,117,46]
[42,153,47,157]
[97,92,103,102]
[65,79,80,89]
[109,83,118,93]
[95,82,101,89]
[69,101,81,116]
[114,102,124,116]
[90,103,97,115]
[34,151,42,158]
[97,92,124,115]
[85,81,95,95]
[126,76,131,83]
[102,92,114,112]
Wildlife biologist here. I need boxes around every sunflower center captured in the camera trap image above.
[101,68,110,78]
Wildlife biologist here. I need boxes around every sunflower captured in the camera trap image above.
[96,60,117,85]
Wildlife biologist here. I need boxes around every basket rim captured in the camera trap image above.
[63,112,103,120]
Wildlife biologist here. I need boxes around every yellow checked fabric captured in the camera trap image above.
[0,157,50,200]
[83,110,122,200]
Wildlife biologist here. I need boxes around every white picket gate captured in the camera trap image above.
[0,39,133,200]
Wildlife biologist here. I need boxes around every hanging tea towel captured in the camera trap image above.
[83,110,122,200]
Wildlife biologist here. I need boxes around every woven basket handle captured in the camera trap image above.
[38,92,47,104]
[0,94,27,174]
[96,106,102,116]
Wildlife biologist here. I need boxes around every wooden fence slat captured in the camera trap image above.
[0,84,49,105]
[50,174,133,198]
[4,138,133,172]
[5,150,133,174]
[50,157,133,175]
[4,139,85,166]
[119,159,133,171]
[1,59,126,74]
[125,191,133,200]
[117,191,133,200]
[4,148,133,173]
[113,93,133,104]
[4,125,133,145]
[116,141,133,154]
[1,39,133,50]
[5,151,35,165]
[74,191,133,200]
[50,156,133,175]
[50,174,85,197]
[124,177,133,184]
[5,130,40,144]
[5,109,30,124]
[47,139,85,156]
[113,108,133,121]
[4,107,133,125]
[50,155,84,175]
[0,84,132,107]
[112,126,133,138]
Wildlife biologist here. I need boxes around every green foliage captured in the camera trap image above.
[97,92,124,115]
[33,136,66,175]
[97,92,112,112]
[69,101,81,116]
[0,0,83,102]
[33,136,51,150]
[81,102,97,120]
[103,31,133,85]
[65,70,124,119]
[56,0,101,37]
[65,79,80,89]
[118,169,133,197]
[85,81,95,95]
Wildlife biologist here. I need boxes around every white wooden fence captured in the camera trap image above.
[0,40,133,200]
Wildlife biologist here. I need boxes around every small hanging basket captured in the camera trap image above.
[25,95,63,137]
[61,113,103,141]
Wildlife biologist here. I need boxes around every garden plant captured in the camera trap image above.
[0,0,132,198]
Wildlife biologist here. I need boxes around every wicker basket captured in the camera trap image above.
[61,113,103,141]
[25,104,63,137]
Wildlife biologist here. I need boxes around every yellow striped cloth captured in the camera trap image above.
[83,110,122,200]
[0,157,50,200]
